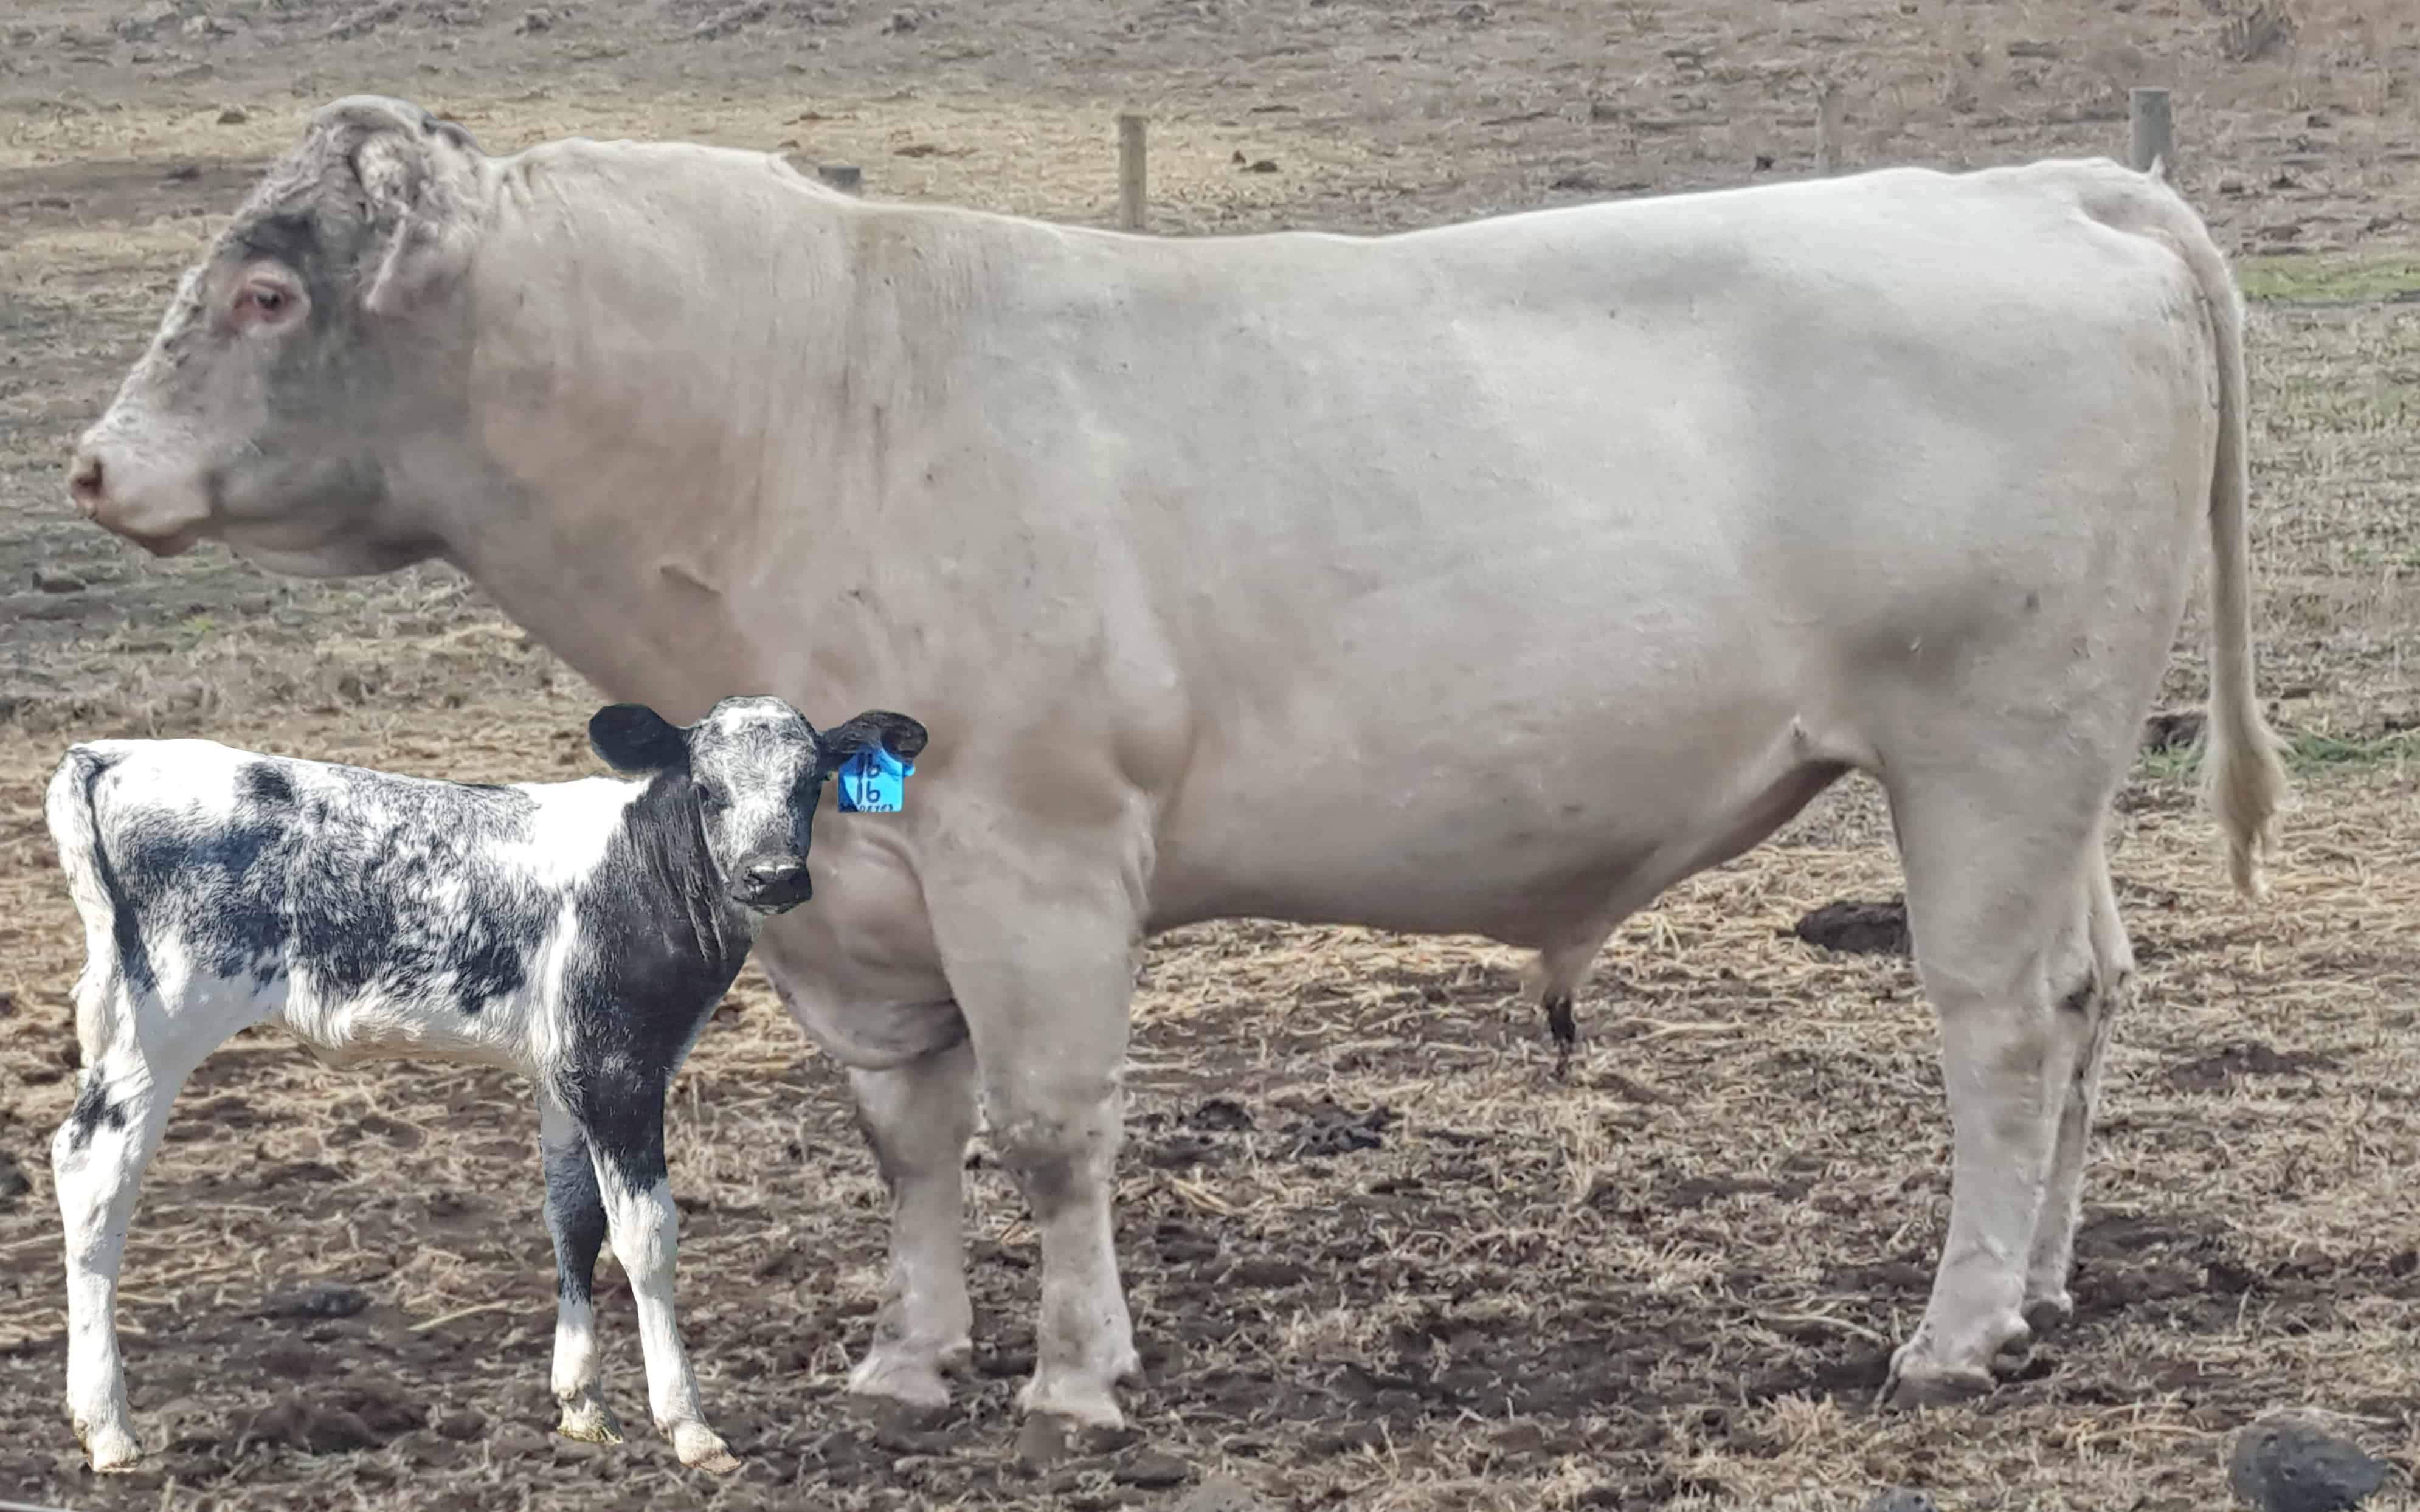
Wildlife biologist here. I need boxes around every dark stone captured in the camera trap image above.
[1115,1449,1193,1489]
[1280,1099,1393,1157]
[261,1280,370,1320]
[1793,897,1911,956]
[2229,1417,2393,1512]
[435,1410,487,1442]
[1184,1097,1253,1133]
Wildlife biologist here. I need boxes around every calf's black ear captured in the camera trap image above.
[816,711,929,772]
[589,703,689,773]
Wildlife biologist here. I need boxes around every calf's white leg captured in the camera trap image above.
[55,1065,181,1471]
[538,1090,620,1443]
[845,1038,978,1415]
[570,1077,736,1474]
[591,1161,734,1472]
[50,964,238,1471]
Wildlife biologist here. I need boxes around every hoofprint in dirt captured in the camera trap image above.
[0,0,2416,1508]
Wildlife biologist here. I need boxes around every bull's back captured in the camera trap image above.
[1033,162,2222,930]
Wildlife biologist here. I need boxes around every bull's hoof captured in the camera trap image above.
[77,1419,144,1473]
[666,1420,741,1474]
[1880,1360,1998,1412]
[555,1390,624,1445]
[845,1344,959,1421]
[843,1390,953,1437]
[2021,1292,2076,1339]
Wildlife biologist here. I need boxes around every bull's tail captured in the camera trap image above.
[2166,198,2288,898]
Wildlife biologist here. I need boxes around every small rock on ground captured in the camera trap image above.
[260,1280,368,1320]
[489,1422,550,1459]
[435,1409,487,1441]
[1794,896,1911,956]
[1175,1473,1276,1512]
[1865,1492,1941,1512]
[1115,1449,1192,1488]
[2230,1415,2393,1512]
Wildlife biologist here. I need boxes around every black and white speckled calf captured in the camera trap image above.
[41,695,927,1475]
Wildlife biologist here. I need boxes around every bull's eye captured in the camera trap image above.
[698,785,730,815]
[233,279,300,328]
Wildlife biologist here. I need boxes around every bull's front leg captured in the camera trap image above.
[536,1090,621,1444]
[844,1038,978,1416]
[926,851,1146,1454]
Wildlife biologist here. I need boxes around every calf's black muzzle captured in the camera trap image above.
[731,856,812,913]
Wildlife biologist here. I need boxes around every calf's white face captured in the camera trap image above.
[588,696,928,914]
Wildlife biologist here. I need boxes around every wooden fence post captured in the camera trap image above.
[2129,86,2173,174]
[1118,111,1147,232]
[1814,79,1844,175]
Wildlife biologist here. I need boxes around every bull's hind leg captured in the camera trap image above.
[538,1089,622,1444]
[1879,754,2118,1409]
[2021,851,2134,1338]
[52,987,210,1470]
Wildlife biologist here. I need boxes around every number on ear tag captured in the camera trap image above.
[836,746,913,813]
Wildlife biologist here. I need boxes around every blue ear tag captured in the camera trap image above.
[835,745,912,814]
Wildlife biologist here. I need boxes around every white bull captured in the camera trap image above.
[69,97,2285,1447]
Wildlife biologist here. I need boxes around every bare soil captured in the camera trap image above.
[3,1,2419,1508]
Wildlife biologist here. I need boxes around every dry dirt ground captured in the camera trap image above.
[4,1,2420,1508]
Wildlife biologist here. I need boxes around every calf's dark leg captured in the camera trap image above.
[538,1089,620,1443]
[569,1069,737,1473]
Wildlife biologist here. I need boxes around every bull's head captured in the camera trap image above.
[68,97,486,575]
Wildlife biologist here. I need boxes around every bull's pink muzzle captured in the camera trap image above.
[65,443,206,558]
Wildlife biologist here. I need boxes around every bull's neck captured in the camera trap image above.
[416,148,933,719]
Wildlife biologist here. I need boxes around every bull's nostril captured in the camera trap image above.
[67,454,105,513]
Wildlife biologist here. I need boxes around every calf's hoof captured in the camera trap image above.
[77,1419,143,1473]
[666,1420,742,1474]
[555,1391,625,1445]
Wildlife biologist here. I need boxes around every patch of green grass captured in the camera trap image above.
[2140,727,2419,781]
[2345,544,2420,570]
[2283,728,2420,772]
[2236,252,2420,305]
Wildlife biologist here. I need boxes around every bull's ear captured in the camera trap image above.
[589,703,688,773]
[325,98,483,319]
[816,711,929,773]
